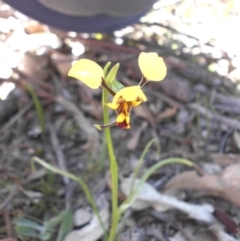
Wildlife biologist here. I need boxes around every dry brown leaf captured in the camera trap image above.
[210,154,240,166]
[133,104,155,128]
[156,107,177,122]
[51,52,73,77]
[164,163,240,208]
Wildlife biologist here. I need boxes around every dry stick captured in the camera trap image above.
[0,103,32,133]
[189,103,240,130]
[213,104,240,115]
[214,92,240,106]
[4,210,12,238]
[0,186,17,210]
[55,96,99,151]
[48,121,70,186]
[218,128,233,153]
[48,120,75,209]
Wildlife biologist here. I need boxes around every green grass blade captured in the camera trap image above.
[119,158,193,213]
[31,157,108,241]
[25,83,45,134]
[130,138,158,193]
[56,206,73,241]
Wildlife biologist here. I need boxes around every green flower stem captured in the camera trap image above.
[102,88,119,241]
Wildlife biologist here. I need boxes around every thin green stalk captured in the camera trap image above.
[102,89,119,241]
[119,158,193,213]
[130,138,157,193]
[25,83,45,134]
[31,157,108,241]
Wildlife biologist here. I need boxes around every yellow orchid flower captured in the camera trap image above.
[138,52,167,81]
[68,59,104,89]
[67,52,167,130]
[106,86,147,129]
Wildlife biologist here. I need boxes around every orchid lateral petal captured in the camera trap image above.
[138,52,167,81]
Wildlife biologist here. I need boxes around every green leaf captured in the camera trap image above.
[15,218,44,231]
[14,218,48,239]
[56,206,73,241]
[39,231,52,241]
[15,225,40,238]
[44,212,63,230]
[25,83,45,134]
[105,63,120,85]
[110,79,125,93]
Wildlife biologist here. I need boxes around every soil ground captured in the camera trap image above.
[0,1,240,241]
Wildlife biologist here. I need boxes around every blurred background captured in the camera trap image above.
[1,0,240,241]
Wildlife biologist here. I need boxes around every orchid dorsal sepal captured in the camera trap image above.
[94,121,117,130]
[104,63,125,93]
[103,62,111,78]
[109,79,125,93]
[106,63,120,85]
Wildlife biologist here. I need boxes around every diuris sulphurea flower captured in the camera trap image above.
[106,86,147,129]
[68,52,167,129]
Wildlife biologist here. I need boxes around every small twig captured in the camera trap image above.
[4,209,12,238]
[218,128,233,153]
[144,89,183,108]
[193,163,206,176]
[140,22,199,42]
[48,121,70,186]
[0,103,32,133]
[101,77,116,96]
[189,103,240,130]
[213,104,240,114]
[55,96,99,151]
[0,186,17,210]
